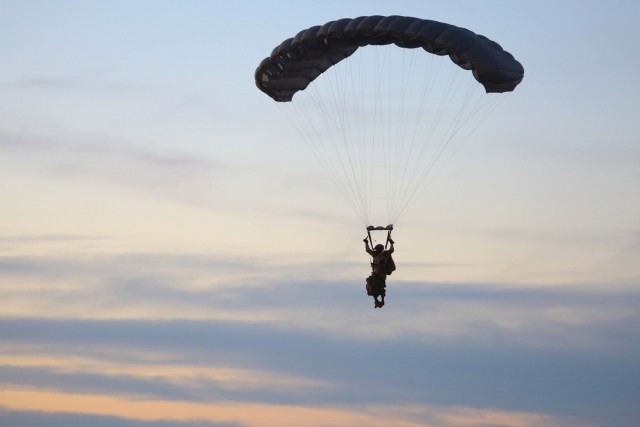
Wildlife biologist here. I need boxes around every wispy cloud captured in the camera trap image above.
[4,77,91,89]
[0,234,106,243]
[0,400,592,427]
[1,288,638,423]
[629,230,640,252]
[2,250,639,350]
[0,129,227,207]
[0,409,240,427]
[1,247,637,427]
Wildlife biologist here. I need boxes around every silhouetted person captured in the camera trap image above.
[364,238,396,308]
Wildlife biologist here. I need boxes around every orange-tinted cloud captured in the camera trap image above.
[1,389,578,427]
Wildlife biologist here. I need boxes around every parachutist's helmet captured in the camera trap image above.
[374,244,384,252]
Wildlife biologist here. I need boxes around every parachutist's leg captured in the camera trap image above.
[373,294,383,308]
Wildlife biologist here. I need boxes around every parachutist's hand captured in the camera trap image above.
[363,238,368,243]
[389,239,395,244]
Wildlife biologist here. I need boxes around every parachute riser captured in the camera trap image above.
[366,224,393,248]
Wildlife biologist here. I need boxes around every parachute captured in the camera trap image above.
[255,16,523,226]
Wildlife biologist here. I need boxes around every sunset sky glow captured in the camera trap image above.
[1,1,639,427]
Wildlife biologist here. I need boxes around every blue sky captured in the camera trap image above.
[1,1,639,427]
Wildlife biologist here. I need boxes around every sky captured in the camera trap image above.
[1,1,639,427]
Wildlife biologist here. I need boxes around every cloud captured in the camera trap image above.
[2,250,639,350]
[0,360,330,407]
[1,397,586,427]
[1,249,639,425]
[0,314,638,424]
[0,409,240,427]
[0,234,106,244]
[0,365,200,402]
[0,129,227,208]
[46,140,224,207]
[629,230,640,252]
[4,77,91,90]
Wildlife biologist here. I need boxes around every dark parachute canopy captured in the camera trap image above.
[255,15,524,102]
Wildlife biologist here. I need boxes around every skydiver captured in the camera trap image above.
[363,237,396,308]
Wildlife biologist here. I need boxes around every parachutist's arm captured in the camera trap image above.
[364,239,375,256]
[387,240,395,254]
